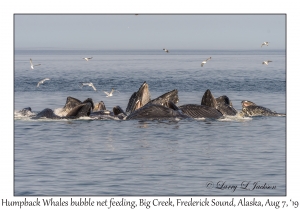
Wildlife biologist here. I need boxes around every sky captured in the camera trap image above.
[14,14,286,50]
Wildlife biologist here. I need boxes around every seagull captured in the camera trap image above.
[163,48,169,53]
[201,57,212,67]
[37,78,50,87]
[103,88,120,97]
[80,82,97,91]
[30,58,41,70]
[83,57,93,61]
[261,42,269,47]
[262,60,272,65]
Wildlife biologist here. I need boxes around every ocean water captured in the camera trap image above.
[14,49,286,196]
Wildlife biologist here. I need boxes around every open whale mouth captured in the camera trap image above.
[139,83,150,106]
[126,82,151,113]
[148,89,179,106]
[241,101,248,107]
[201,89,217,108]
[241,100,254,107]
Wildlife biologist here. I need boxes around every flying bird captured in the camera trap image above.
[262,60,272,65]
[30,58,41,70]
[103,88,120,97]
[80,82,97,91]
[163,48,169,53]
[261,42,269,47]
[201,57,212,67]
[83,57,93,61]
[37,78,50,87]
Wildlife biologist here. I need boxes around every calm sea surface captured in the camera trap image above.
[14,49,286,196]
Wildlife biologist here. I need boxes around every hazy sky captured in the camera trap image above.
[14,14,285,50]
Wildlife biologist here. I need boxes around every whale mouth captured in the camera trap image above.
[241,100,256,107]
[201,89,217,108]
[134,100,141,110]
[147,89,179,107]
[139,83,150,107]
[126,82,151,113]
[241,101,249,107]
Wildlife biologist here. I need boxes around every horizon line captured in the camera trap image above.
[14,48,286,51]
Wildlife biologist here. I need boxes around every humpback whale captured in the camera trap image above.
[125,102,188,120]
[199,89,237,116]
[89,100,127,120]
[120,84,181,120]
[65,99,93,118]
[178,89,231,119]
[62,96,82,113]
[215,95,238,116]
[62,97,94,114]
[90,109,126,120]
[241,100,286,117]
[178,104,223,119]
[147,89,179,107]
[125,82,180,114]
[124,84,234,120]
[16,107,35,117]
[66,97,94,117]
[33,108,62,119]
[93,101,107,112]
[16,80,285,121]
[31,97,94,119]
[125,89,236,120]
[112,106,127,119]
[126,81,151,113]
